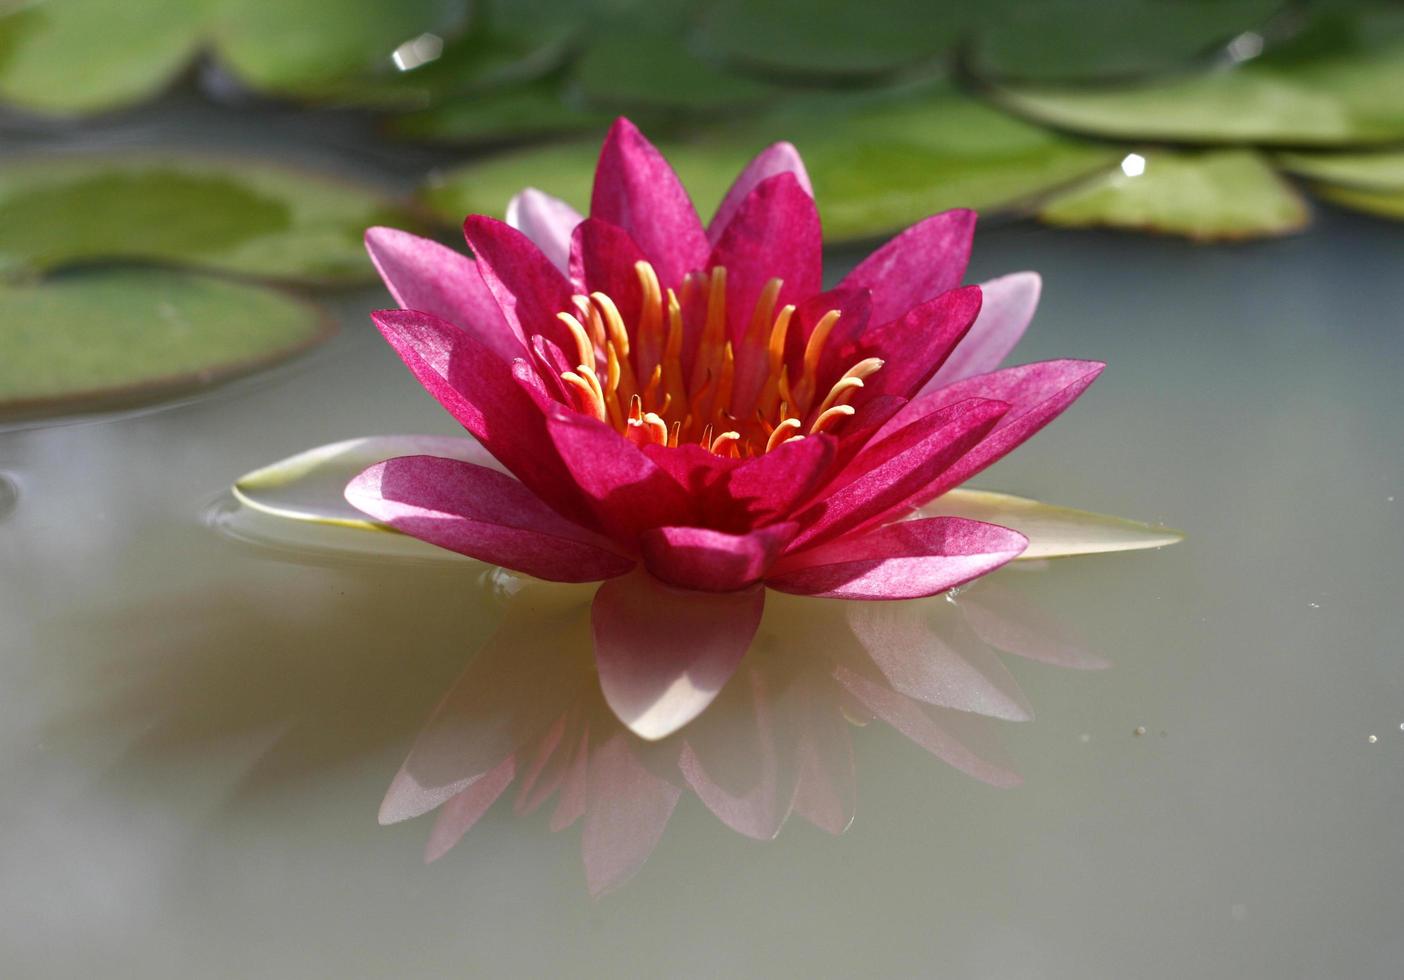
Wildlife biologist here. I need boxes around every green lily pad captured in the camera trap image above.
[390,79,618,144]
[421,84,1117,243]
[1038,149,1310,240]
[0,268,333,419]
[1276,149,1404,191]
[694,0,963,80]
[575,30,779,111]
[1310,183,1404,220]
[990,8,1404,146]
[0,154,417,285]
[0,0,472,115]
[969,0,1286,83]
[925,489,1184,560]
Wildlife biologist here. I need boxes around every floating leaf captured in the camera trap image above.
[0,0,474,115]
[694,0,962,80]
[0,268,333,419]
[576,30,779,111]
[1276,149,1404,191]
[990,13,1404,146]
[1310,183,1404,220]
[924,489,1183,560]
[969,0,1285,84]
[421,84,1117,242]
[0,154,416,285]
[391,79,617,144]
[1038,149,1309,240]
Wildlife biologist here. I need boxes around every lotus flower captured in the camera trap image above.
[350,118,1112,741]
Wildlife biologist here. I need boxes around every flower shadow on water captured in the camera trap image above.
[383,572,1104,896]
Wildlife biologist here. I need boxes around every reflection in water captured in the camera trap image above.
[386,573,1101,896]
[0,471,16,523]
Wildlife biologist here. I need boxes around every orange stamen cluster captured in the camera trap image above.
[548,260,883,457]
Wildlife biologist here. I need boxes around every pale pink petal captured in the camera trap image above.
[591,117,709,287]
[769,517,1027,602]
[364,227,522,361]
[347,455,634,583]
[591,569,765,740]
[708,141,813,244]
[582,731,682,897]
[506,187,582,275]
[549,725,591,832]
[424,756,516,863]
[840,209,976,324]
[927,272,1041,388]
[790,685,857,835]
[640,523,797,592]
[513,714,570,815]
[843,595,1034,720]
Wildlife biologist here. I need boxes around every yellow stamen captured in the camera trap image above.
[810,404,856,435]
[765,417,803,452]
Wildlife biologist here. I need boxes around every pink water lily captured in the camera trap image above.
[352,118,1101,740]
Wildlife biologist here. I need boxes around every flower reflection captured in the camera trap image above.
[384,571,1099,895]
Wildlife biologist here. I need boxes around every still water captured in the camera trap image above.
[1,203,1401,976]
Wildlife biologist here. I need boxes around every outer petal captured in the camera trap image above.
[544,406,694,547]
[591,117,709,287]
[424,756,516,863]
[927,272,1041,388]
[840,209,976,324]
[369,308,592,526]
[852,285,983,403]
[506,187,582,275]
[708,172,822,346]
[788,397,1009,550]
[462,215,579,356]
[591,569,765,740]
[346,455,634,583]
[767,517,1027,600]
[708,140,812,244]
[640,523,797,592]
[364,227,520,360]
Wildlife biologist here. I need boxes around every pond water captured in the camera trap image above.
[2,189,1402,975]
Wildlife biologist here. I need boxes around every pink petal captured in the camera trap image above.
[769,517,1027,601]
[567,217,647,325]
[713,434,836,528]
[591,569,765,739]
[549,725,591,832]
[424,756,516,863]
[853,285,983,402]
[461,215,579,357]
[591,118,709,288]
[368,308,594,526]
[378,604,594,825]
[513,713,570,815]
[788,397,1009,550]
[708,141,813,245]
[834,666,1022,788]
[505,187,582,275]
[843,595,1034,719]
[706,172,822,346]
[543,406,695,548]
[905,359,1106,501]
[582,731,683,897]
[927,272,1041,387]
[840,209,977,324]
[347,455,634,583]
[364,227,521,361]
[789,684,857,835]
[640,523,797,592]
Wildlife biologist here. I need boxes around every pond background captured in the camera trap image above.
[2,1,1403,977]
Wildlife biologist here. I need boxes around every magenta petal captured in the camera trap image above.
[927,272,1041,388]
[582,731,682,897]
[843,596,1034,720]
[708,141,813,245]
[769,517,1027,600]
[568,217,647,325]
[424,756,516,863]
[788,398,1009,550]
[840,209,977,324]
[506,187,582,275]
[591,118,709,287]
[462,215,578,355]
[347,455,634,582]
[834,666,1022,788]
[906,359,1106,500]
[716,434,835,527]
[640,522,797,592]
[855,285,983,402]
[707,172,822,344]
[544,406,694,547]
[592,569,765,739]
[364,227,521,361]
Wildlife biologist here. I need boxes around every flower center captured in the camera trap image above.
[545,260,882,457]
